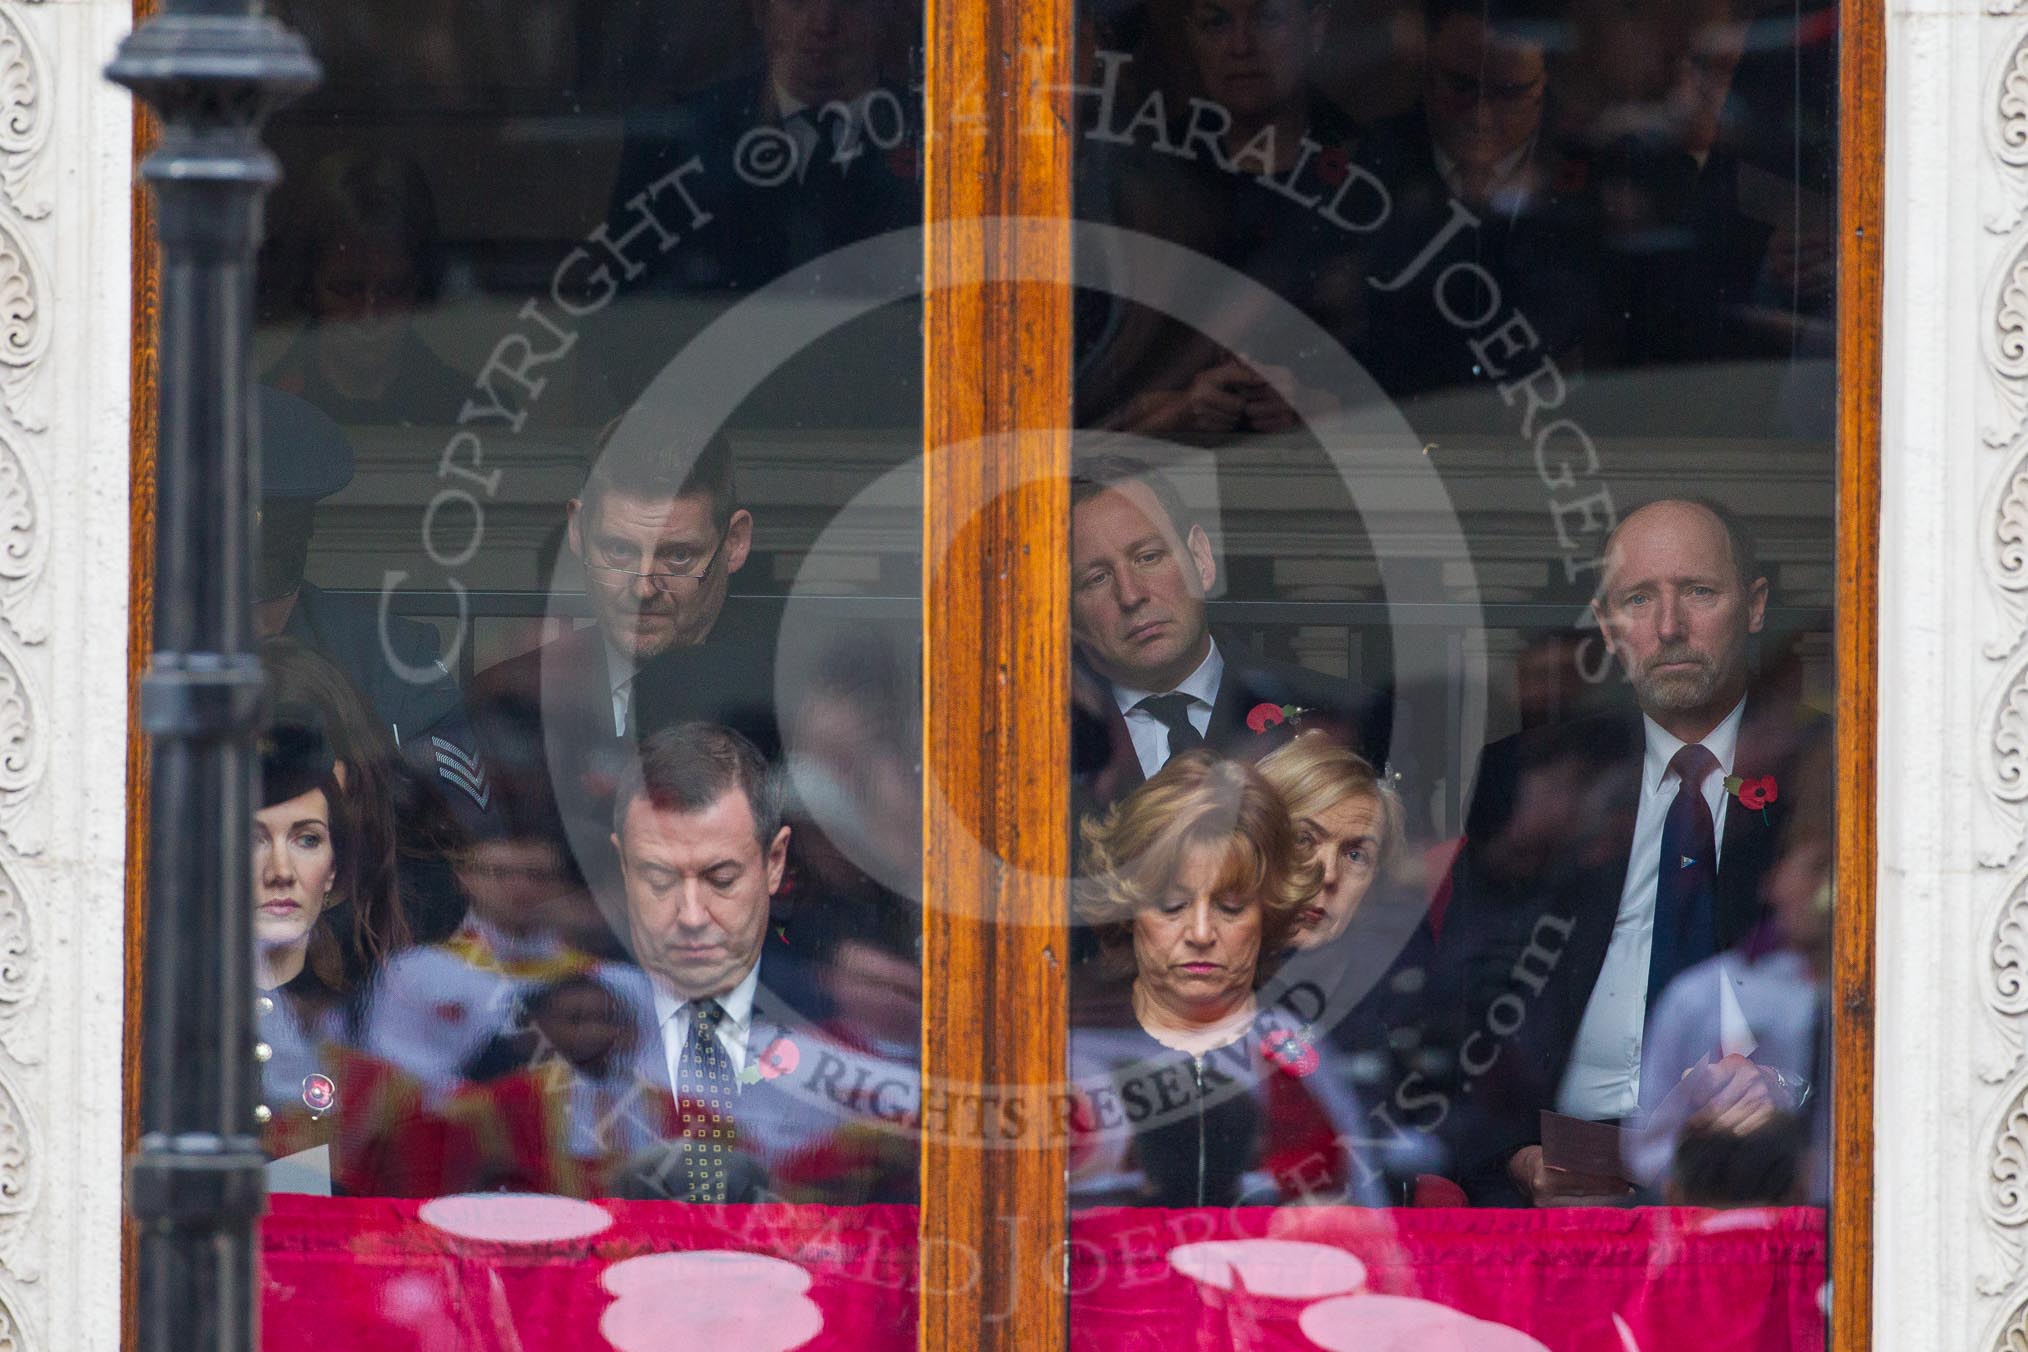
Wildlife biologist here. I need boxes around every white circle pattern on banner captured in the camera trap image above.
[416,1194,614,1245]
[598,1251,823,1352]
[1298,1292,1553,1351]
[1166,1238,1368,1300]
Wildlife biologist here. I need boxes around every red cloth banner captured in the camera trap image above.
[260,1196,1824,1350]
[1068,1206,1826,1351]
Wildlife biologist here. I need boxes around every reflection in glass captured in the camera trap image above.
[240,0,928,1341]
[1068,0,1836,1338]
[1068,750,1392,1208]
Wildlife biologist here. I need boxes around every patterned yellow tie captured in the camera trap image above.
[676,999,736,1202]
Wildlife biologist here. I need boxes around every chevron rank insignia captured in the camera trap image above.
[432,736,491,810]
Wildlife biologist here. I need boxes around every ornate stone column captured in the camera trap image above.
[0,0,140,1348]
[1879,0,2028,1339]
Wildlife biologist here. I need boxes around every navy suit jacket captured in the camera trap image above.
[1433,697,1813,1201]
[286,581,461,747]
[1072,639,1388,816]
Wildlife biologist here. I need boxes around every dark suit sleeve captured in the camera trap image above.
[1223,656,1389,768]
[379,617,464,749]
[1428,735,1542,1203]
[629,634,783,762]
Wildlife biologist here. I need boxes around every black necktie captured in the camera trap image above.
[675,999,737,1203]
[1134,692,1205,764]
[1648,743,1720,1008]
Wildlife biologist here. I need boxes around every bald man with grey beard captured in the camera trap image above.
[1432,499,1817,1207]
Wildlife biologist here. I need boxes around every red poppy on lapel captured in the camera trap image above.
[1261,1028,1320,1078]
[1247,702,1312,735]
[1247,703,1287,733]
[740,1035,801,1085]
[1723,774,1779,812]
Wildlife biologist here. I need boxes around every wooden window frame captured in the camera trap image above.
[121,0,1881,1343]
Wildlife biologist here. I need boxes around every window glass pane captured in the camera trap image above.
[1066,0,1835,1338]
[243,2,925,1340]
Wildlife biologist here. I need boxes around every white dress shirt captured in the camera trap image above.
[774,84,881,162]
[1555,697,1745,1120]
[1433,137,1538,220]
[651,960,762,1089]
[605,644,636,738]
[1111,642,1225,780]
[1624,947,1825,1198]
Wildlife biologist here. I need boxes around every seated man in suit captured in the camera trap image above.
[515,425,753,737]
[600,723,917,1205]
[591,0,927,445]
[592,0,922,409]
[1069,453,1383,811]
[452,427,775,896]
[1353,0,1602,404]
[1594,0,1832,374]
[1438,498,1814,1205]
[253,385,462,748]
[1075,0,1366,440]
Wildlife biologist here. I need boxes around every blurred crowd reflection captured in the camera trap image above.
[237,0,1836,1220]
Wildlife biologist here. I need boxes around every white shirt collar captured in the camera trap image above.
[1110,640,1225,718]
[604,642,636,696]
[1433,136,1538,217]
[1641,694,1747,798]
[650,956,762,1039]
[774,83,875,125]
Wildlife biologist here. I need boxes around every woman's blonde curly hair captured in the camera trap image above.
[1254,731,1406,886]
[1076,750,1320,980]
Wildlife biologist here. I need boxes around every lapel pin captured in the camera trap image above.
[301,1073,337,1117]
[738,1035,801,1086]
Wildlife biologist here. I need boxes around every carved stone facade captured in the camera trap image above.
[1989,7,2028,1345]
[1875,0,2028,1340]
[5,0,133,1349]
[0,0,2017,1344]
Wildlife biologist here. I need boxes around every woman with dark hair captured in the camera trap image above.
[261,639,406,977]
[1068,750,1380,1208]
[255,713,374,995]
[253,706,439,1195]
[261,147,468,427]
[263,636,469,960]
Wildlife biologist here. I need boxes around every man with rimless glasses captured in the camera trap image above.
[462,425,752,732]
[446,428,773,924]
[565,427,753,738]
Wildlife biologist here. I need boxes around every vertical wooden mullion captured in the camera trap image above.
[1833,0,1884,1341]
[920,0,1073,1345]
[124,0,162,1343]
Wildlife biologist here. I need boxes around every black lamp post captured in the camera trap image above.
[106,6,317,1350]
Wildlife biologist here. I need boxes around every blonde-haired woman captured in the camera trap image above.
[1069,750,1379,1208]
[1255,731,1405,951]
[1256,731,1449,1199]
